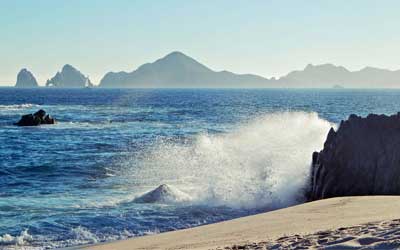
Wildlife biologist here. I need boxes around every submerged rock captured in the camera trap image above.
[134,184,192,204]
[307,113,400,201]
[14,109,56,126]
[15,69,38,88]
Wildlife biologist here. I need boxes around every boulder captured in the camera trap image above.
[307,113,400,201]
[14,109,56,126]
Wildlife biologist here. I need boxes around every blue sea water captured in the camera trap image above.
[1,88,400,249]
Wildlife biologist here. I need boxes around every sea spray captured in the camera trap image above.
[0,229,33,246]
[128,112,334,209]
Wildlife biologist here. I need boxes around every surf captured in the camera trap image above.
[127,111,334,210]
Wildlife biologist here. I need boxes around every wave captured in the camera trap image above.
[0,103,39,111]
[128,111,334,210]
[0,229,33,246]
[133,184,193,204]
[70,226,99,245]
[65,227,136,249]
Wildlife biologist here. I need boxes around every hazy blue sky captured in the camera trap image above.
[1,0,399,85]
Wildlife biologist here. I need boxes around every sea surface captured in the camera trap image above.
[1,88,400,249]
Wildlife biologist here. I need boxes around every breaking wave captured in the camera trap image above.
[129,112,334,209]
[0,103,39,111]
[0,229,33,246]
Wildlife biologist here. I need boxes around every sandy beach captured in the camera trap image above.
[79,196,400,250]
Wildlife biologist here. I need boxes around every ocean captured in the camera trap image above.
[1,88,400,249]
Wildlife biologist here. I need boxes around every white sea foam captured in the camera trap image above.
[129,111,334,209]
[0,229,33,246]
[70,226,99,244]
[134,184,193,204]
[0,103,39,111]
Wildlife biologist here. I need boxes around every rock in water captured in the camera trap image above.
[46,64,93,88]
[34,109,46,120]
[15,69,38,87]
[308,113,400,201]
[134,184,192,203]
[14,109,56,126]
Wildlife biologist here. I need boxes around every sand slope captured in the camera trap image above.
[224,219,400,249]
[81,196,400,250]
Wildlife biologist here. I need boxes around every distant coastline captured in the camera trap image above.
[9,51,400,88]
[332,84,345,89]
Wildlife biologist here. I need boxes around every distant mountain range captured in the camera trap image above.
[14,51,400,88]
[278,64,400,88]
[99,51,267,88]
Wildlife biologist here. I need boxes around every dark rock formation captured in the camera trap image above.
[14,109,56,126]
[308,113,400,201]
[15,69,38,87]
[46,64,93,88]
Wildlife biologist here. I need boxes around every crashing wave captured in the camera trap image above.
[70,226,99,244]
[134,184,192,203]
[126,112,334,209]
[0,229,33,246]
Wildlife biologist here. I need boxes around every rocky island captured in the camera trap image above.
[15,68,38,88]
[46,64,93,88]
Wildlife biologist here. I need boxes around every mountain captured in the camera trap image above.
[99,52,400,88]
[15,69,38,88]
[46,64,93,88]
[277,64,350,88]
[276,64,400,88]
[13,53,399,88]
[99,52,270,88]
[348,67,400,88]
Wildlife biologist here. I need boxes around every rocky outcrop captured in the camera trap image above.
[307,113,400,201]
[15,69,38,87]
[46,64,93,88]
[14,109,56,126]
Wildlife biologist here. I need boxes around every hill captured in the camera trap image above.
[99,52,270,88]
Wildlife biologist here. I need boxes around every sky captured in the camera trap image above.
[0,0,399,86]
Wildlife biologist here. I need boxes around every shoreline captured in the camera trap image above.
[77,196,400,250]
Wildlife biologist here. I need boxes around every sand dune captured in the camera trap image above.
[81,196,400,250]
